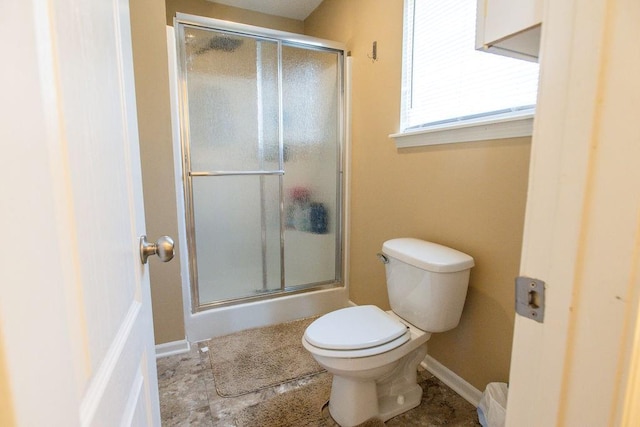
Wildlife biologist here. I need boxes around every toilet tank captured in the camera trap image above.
[382,238,474,332]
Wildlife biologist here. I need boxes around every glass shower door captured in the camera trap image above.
[176,19,344,310]
[282,45,341,287]
[181,26,282,304]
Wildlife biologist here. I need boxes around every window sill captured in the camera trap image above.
[389,111,534,148]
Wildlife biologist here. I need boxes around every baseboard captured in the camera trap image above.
[155,339,191,359]
[422,355,482,407]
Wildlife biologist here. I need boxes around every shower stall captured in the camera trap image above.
[171,14,347,327]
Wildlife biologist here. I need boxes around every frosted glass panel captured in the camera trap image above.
[177,21,344,308]
[282,45,340,287]
[184,26,279,172]
[192,176,282,303]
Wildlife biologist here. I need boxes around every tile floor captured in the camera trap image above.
[157,342,481,426]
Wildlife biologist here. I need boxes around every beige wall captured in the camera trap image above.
[305,0,530,390]
[130,0,185,344]
[165,0,304,33]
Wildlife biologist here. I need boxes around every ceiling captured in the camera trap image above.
[211,0,324,20]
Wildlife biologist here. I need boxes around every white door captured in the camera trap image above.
[506,0,640,425]
[0,0,161,425]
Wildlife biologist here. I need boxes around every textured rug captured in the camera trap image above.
[235,373,385,427]
[206,316,325,397]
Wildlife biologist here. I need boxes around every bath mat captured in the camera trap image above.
[234,373,332,426]
[235,373,385,427]
[206,316,325,397]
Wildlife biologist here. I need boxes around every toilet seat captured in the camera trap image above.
[304,305,410,358]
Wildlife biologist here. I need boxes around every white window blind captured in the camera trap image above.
[401,0,539,132]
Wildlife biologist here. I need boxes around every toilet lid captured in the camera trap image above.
[304,305,408,351]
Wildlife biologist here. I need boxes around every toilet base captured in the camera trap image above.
[327,344,428,426]
[378,383,422,420]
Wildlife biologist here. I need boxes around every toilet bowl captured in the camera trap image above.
[302,238,474,427]
[302,306,431,426]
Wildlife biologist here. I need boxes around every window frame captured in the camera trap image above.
[391,0,537,148]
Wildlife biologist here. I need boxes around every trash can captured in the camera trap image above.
[477,382,508,427]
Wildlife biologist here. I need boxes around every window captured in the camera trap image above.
[393,0,540,147]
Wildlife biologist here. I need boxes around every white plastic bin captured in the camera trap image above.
[477,382,508,427]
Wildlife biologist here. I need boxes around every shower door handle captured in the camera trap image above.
[140,235,175,264]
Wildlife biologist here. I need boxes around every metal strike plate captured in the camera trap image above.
[515,276,545,323]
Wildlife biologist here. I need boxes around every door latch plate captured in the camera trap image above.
[515,276,545,323]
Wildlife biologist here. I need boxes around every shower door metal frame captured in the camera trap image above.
[174,14,346,312]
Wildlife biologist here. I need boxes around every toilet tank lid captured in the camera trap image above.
[382,238,474,273]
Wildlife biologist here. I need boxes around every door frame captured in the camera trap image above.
[506,0,640,425]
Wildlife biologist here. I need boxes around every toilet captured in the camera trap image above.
[302,238,474,427]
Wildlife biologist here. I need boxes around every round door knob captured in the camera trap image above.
[140,235,175,264]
